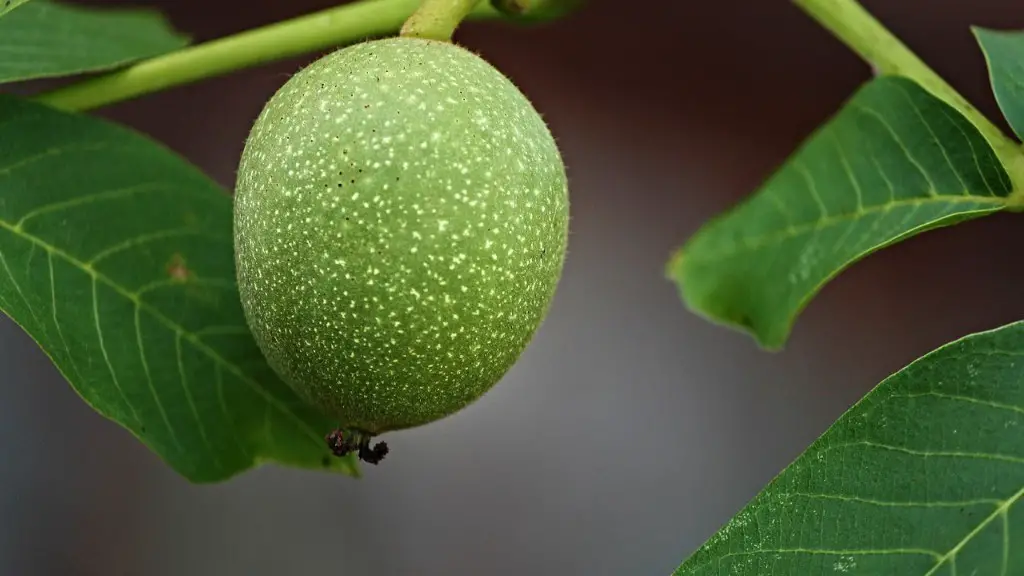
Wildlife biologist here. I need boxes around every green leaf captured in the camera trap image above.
[674,321,1024,575]
[667,76,1012,349]
[0,0,30,18]
[974,27,1024,142]
[0,95,357,482]
[0,0,188,85]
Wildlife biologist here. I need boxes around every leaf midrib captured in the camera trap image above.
[0,216,323,446]
[923,478,1023,574]
[707,422,1024,574]
[685,194,1004,262]
[704,483,1022,573]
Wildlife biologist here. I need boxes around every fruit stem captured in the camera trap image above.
[32,0,503,112]
[792,0,1024,194]
[400,0,482,41]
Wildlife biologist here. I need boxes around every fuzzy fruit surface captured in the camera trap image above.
[234,37,569,434]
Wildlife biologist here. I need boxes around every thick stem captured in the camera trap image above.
[34,0,501,112]
[793,0,1024,195]
[400,0,481,40]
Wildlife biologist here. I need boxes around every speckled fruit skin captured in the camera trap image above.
[233,37,569,434]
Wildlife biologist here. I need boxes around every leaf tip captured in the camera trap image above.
[664,247,685,280]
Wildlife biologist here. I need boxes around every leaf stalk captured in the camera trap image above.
[32,0,502,112]
[400,0,483,40]
[793,0,1024,197]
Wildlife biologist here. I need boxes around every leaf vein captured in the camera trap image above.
[690,196,1001,261]
[0,217,326,446]
[175,332,224,472]
[827,129,864,211]
[832,440,1024,465]
[93,275,140,427]
[215,364,251,461]
[849,101,938,195]
[134,277,237,298]
[88,227,230,266]
[134,302,182,452]
[932,100,1003,197]
[16,181,165,229]
[47,252,87,393]
[793,160,829,218]
[781,491,1002,509]
[890,81,969,195]
[890,391,1024,417]
[0,142,111,178]
[717,547,942,562]
[0,240,44,337]
[923,484,1024,575]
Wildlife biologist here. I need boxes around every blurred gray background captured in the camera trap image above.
[3,0,1024,574]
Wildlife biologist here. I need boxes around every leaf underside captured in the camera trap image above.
[674,320,1024,575]
[667,76,1012,349]
[0,95,357,482]
[974,27,1024,142]
[0,0,189,85]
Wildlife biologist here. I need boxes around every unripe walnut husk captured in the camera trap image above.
[234,37,569,461]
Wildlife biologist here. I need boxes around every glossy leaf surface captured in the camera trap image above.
[675,321,1024,575]
[668,76,1012,349]
[0,0,187,84]
[0,95,357,482]
[975,27,1024,141]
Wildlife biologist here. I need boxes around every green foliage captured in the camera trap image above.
[673,321,1024,575]
[974,27,1024,142]
[667,0,1024,571]
[0,0,580,483]
[668,76,1011,350]
[662,0,1024,571]
[2,6,1024,576]
[0,0,188,84]
[0,95,357,481]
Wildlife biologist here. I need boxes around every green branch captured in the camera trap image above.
[400,0,482,40]
[34,0,503,112]
[793,0,1024,195]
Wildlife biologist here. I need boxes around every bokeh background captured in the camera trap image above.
[3,0,1024,574]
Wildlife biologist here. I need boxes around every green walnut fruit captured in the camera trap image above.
[233,37,569,460]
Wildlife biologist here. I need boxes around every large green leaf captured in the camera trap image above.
[0,95,357,482]
[975,27,1024,142]
[0,0,188,85]
[674,321,1024,575]
[667,76,1013,350]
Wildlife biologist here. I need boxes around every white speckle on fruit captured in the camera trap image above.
[234,37,569,434]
